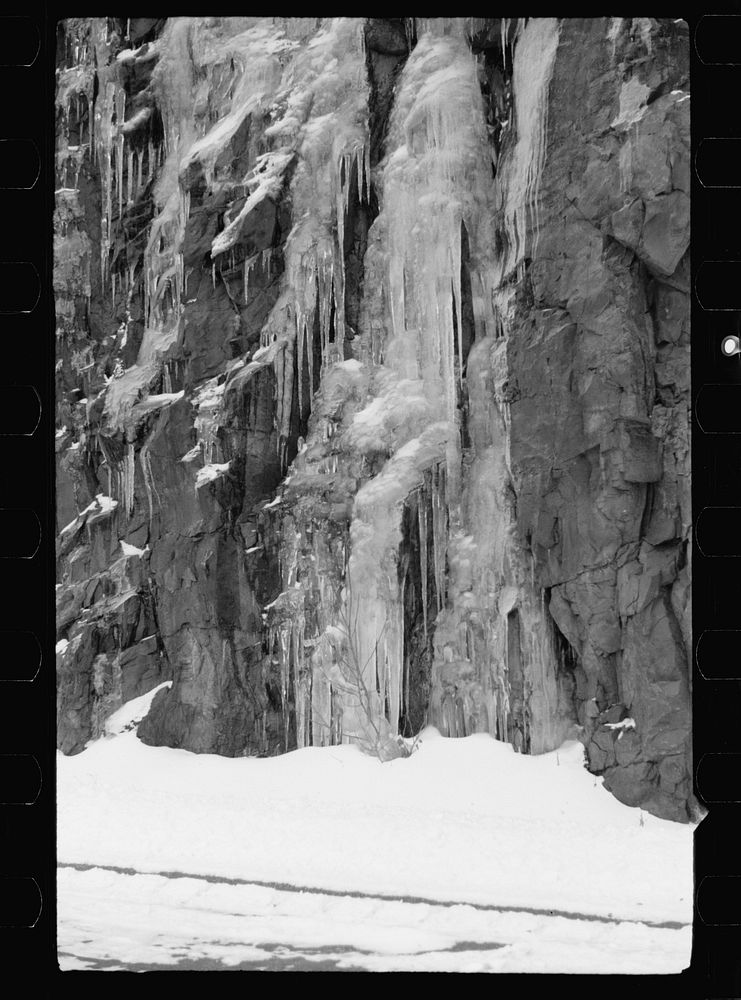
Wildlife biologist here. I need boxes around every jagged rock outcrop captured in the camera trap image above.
[55,17,692,820]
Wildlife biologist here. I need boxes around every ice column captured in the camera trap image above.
[336,30,495,744]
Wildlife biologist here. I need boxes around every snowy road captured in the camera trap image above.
[58,863,691,973]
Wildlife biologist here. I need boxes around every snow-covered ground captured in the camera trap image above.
[58,865,690,973]
[57,690,694,972]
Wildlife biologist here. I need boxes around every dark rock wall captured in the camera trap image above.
[55,17,692,820]
[500,19,691,819]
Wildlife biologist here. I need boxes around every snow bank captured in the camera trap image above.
[58,725,693,930]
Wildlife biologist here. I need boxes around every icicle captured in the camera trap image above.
[355,144,364,203]
[279,624,291,752]
[333,276,344,362]
[274,347,285,457]
[101,144,113,282]
[126,148,134,205]
[312,662,332,748]
[405,17,415,51]
[452,234,464,389]
[243,251,261,302]
[296,317,305,415]
[139,444,158,524]
[403,648,411,729]
[293,610,308,748]
[117,136,124,216]
[280,346,295,458]
[431,464,447,613]
[306,314,315,401]
[387,597,403,733]
[123,442,135,516]
[418,486,428,641]
[317,257,330,364]
[337,155,346,264]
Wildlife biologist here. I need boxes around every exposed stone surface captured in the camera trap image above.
[55,17,692,820]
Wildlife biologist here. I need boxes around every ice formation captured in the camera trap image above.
[55,18,692,819]
[265,23,510,750]
[82,17,563,752]
[493,17,560,288]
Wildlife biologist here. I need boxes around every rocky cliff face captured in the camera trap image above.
[55,17,692,820]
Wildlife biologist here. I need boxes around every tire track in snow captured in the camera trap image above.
[58,861,688,929]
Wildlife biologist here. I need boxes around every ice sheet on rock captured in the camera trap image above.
[343,423,450,741]
[605,718,636,732]
[271,25,502,750]
[115,44,145,63]
[494,18,560,277]
[118,106,152,135]
[210,151,294,259]
[344,377,433,457]
[611,77,652,130]
[377,31,497,497]
[120,541,148,558]
[259,18,370,442]
[313,29,499,744]
[101,361,161,435]
[180,444,202,464]
[136,19,205,336]
[180,20,295,192]
[203,17,370,457]
[60,494,119,536]
[421,20,578,757]
[192,377,225,464]
[195,462,230,489]
[143,187,189,332]
[130,390,184,420]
